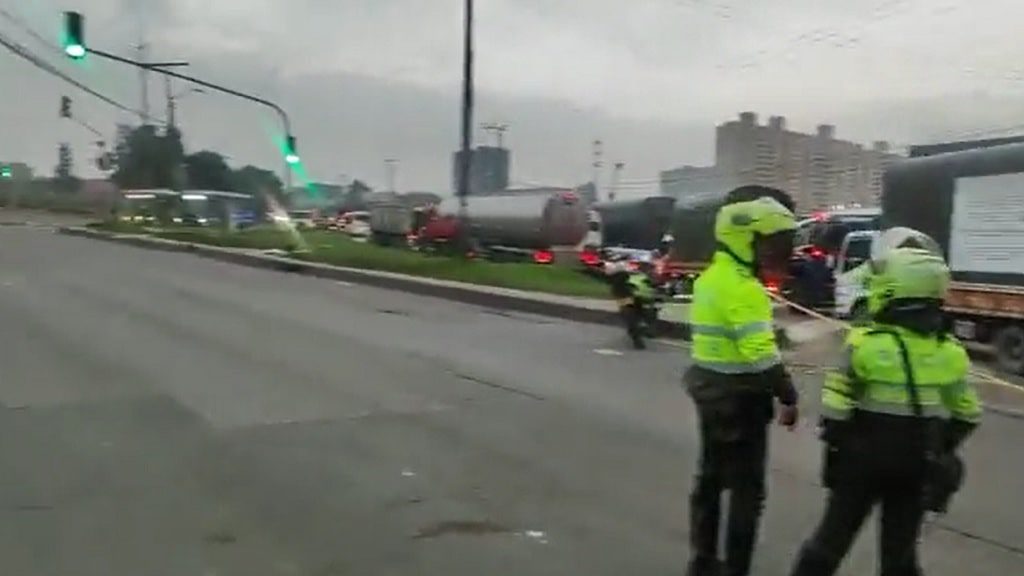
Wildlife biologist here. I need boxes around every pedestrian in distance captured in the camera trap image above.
[684,186,801,576]
[789,229,982,576]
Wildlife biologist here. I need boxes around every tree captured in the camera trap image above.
[184,150,232,191]
[112,124,184,190]
[231,165,283,216]
[343,179,371,211]
[230,165,282,196]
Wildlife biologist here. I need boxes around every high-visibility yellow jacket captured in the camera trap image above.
[823,325,982,424]
[690,252,781,375]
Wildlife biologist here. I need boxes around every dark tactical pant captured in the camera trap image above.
[688,409,769,576]
[790,454,926,576]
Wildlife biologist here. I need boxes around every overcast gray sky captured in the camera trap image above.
[2,0,1022,195]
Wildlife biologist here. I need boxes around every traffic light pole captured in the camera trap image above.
[83,47,294,191]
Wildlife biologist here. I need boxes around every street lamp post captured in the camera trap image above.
[457,0,475,253]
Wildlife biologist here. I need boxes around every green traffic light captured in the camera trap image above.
[62,12,86,60]
[65,44,86,59]
[284,135,299,165]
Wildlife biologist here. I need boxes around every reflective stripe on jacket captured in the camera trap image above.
[690,252,780,375]
[822,325,982,423]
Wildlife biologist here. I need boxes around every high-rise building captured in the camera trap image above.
[661,112,902,211]
[452,146,511,195]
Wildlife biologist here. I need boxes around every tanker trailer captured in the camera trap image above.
[435,188,588,263]
[594,196,676,250]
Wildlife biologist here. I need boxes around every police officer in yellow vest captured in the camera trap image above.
[685,188,801,576]
[789,232,982,576]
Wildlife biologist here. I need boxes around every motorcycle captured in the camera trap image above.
[616,294,661,349]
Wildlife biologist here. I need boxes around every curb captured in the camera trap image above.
[60,228,829,347]
[60,227,641,328]
[64,227,836,344]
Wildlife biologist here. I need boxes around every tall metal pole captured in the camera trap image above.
[385,158,398,193]
[457,0,474,250]
[609,162,624,203]
[164,75,175,129]
[592,139,604,202]
[137,40,149,124]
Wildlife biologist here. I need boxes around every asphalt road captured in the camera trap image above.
[0,226,1021,576]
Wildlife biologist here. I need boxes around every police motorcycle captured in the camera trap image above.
[603,252,662,349]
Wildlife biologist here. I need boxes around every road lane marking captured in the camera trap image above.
[593,348,624,356]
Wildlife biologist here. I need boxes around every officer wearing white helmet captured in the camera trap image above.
[789,228,981,576]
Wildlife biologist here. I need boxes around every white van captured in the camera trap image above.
[833,230,878,321]
[343,211,371,239]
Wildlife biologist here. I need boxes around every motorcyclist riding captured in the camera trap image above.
[605,253,660,349]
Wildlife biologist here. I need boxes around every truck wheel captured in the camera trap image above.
[994,324,1024,375]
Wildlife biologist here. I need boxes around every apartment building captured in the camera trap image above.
[662,112,901,212]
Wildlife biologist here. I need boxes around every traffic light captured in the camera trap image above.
[285,135,299,165]
[0,165,11,179]
[62,12,86,59]
[59,96,72,118]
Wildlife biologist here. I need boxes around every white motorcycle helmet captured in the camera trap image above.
[870,227,943,273]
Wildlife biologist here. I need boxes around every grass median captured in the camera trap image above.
[95,223,610,299]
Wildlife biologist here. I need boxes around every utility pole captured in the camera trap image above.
[136,39,149,124]
[164,75,203,130]
[165,75,174,128]
[609,162,624,203]
[591,139,604,202]
[457,0,475,252]
[384,158,398,193]
[481,122,509,149]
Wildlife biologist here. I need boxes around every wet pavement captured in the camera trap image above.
[0,226,1021,575]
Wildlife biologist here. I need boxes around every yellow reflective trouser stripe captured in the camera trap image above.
[693,353,781,374]
[690,321,772,340]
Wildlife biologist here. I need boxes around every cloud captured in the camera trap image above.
[2,0,1023,192]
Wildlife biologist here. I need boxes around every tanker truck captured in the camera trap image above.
[593,196,676,250]
[882,142,1024,374]
[417,188,589,264]
[665,186,796,294]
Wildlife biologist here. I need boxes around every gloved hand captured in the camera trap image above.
[777,404,799,430]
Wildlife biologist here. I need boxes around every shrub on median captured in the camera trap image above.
[136,226,609,298]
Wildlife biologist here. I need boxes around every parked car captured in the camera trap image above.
[287,210,317,229]
[343,211,371,239]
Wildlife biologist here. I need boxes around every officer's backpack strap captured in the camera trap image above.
[870,328,963,513]
[867,329,924,417]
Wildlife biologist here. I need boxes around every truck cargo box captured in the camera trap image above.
[882,143,1024,288]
